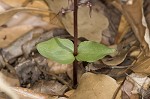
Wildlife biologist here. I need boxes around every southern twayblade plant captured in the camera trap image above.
[36,0,116,88]
[36,38,116,86]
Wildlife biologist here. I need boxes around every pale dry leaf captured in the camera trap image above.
[45,0,109,42]
[58,97,68,99]
[0,70,19,87]
[122,80,134,98]
[64,90,75,97]
[0,72,19,99]
[26,0,51,22]
[126,73,150,94]
[0,1,10,12]
[6,12,48,27]
[0,0,61,27]
[69,72,121,99]
[12,87,57,99]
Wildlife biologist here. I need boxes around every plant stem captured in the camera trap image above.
[73,0,78,88]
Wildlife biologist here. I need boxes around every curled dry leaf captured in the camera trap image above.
[69,72,121,99]
[102,48,128,66]
[45,0,109,42]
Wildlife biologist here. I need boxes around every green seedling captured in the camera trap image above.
[37,37,116,64]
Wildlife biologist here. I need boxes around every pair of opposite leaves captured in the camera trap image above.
[37,38,115,64]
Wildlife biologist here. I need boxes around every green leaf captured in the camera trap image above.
[36,37,75,64]
[76,41,116,62]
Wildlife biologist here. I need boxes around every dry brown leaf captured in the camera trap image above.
[45,0,109,42]
[142,3,150,50]
[121,0,149,54]
[131,54,150,74]
[0,7,49,26]
[69,72,121,99]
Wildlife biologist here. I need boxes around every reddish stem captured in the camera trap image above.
[73,0,78,88]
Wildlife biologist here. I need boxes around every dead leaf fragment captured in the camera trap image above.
[47,59,72,74]
[115,15,130,44]
[69,72,121,99]
[31,80,68,96]
[1,0,26,7]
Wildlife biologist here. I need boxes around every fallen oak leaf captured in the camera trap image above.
[45,0,109,42]
[69,72,121,99]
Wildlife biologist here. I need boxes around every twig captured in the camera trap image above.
[112,77,126,99]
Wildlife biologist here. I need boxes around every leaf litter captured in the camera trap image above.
[0,0,150,99]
